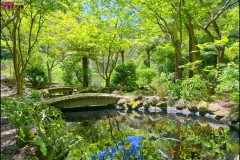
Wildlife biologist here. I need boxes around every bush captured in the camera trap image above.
[151,73,173,98]
[112,62,137,88]
[168,75,209,101]
[1,97,81,159]
[216,62,239,102]
[137,68,156,85]
[30,90,42,100]
[25,64,48,89]
[181,75,209,101]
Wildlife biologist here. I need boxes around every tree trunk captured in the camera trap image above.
[185,14,201,77]
[145,49,151,68]
[47,65,52,88]
[82,56,89,87]
[105,77,110,88]
[16,73,24,95]
[173,40,182,80]
[120,50,124,64]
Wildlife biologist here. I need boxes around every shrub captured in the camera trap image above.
[216,62,239,102]
[151,73,173,98]
[1,97,81,159]
[25,64,48,89]
[112,62,137,88]
[30,90,42,100]
[168,75,209,101]
[137,68,156,85]
[180,75,209,101]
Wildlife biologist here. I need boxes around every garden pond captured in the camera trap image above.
[61,106,239,160]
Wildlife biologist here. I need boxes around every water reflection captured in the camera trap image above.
[62,106,239,159]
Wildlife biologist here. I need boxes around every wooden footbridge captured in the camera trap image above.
[44,93,122,108]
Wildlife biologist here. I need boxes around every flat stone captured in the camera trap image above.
[117,99,126,106]
[208,103,221,113]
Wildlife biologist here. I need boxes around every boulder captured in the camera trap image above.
[214,110,226,120]
[187,101,198,112]
[197,101,209,113]
[175,99,186,110]
[208,103,221,114]
[156,101,167,108]
[117,99,126,106]
[230,111,240,122]
[148,96,159,106]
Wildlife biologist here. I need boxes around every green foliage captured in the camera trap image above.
[137,68,156,85]
[25,64,48,89]
[181,75,209,101]
[61,61,91,87]
[168,75,209,101]
[1,97,81,160]
[112,61,137,88]
[151,72,173,98]
[30,90,42,100]
[216,62,239,102]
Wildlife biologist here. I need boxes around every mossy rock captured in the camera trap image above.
[197,101,209,113]
[208,103,221,114]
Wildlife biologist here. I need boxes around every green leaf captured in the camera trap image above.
[35,136,47,156]
[19,127,25,139]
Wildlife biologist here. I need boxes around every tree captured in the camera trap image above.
[1,0,64,95]
[133,0,184,80]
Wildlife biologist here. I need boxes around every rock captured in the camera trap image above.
[112,90,123,95]
[156,101,167,108]
[117,99,126,106]
[208,103,221,114]
[132,95,142,101]
[142,101,150,109]
[197,101,209,113]
[230,111,240,122]
[175,99,186,110]
[230,122,240,130]
[167,98,175,106]
[176,105,186,110]
[214,110,226,120]
[148,96,159,106]
[187,101,198,112]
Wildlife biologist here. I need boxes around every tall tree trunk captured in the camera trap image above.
[105,77,110,88]
[185,14,201,77]
[120,50,124,64]
[172,40,182,80]
[82,56,89,87]
[16,73,24,95]
[47,64,52,88]
[145,48,151,68]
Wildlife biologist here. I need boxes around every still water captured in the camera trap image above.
[61,106,239,159]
